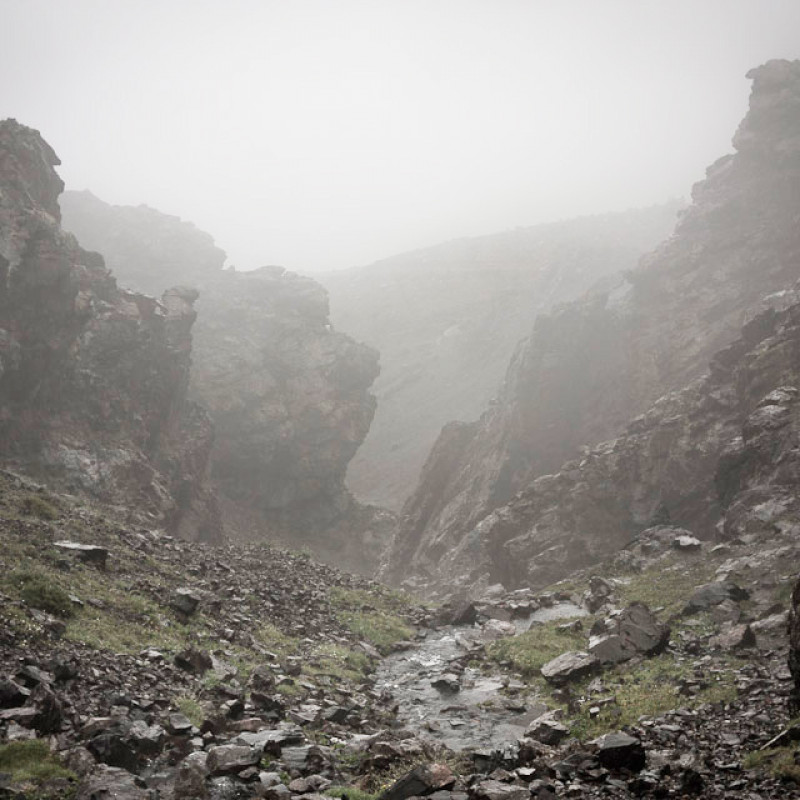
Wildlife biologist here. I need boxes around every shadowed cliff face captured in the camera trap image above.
[382,59,800,592]
[321,203,681,511]
[60,191,388,573]
[0,119,220,540]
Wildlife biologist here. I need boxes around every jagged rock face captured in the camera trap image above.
[0,119,219,540]
[61,190,227,295]
[189,267,382,556]
[321,204,681,510]
[383,59,800,590]
[790,577,800,711]
[59,191,386,573]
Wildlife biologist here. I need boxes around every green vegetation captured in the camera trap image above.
[175,694,206,727]
[0,739,76,794]
[488,616,587,676]
[743,743,800,783]
[614,556,717,616]
[253,622,300,657]
[330,586,415,654]
[306,643,371,683]
[20,493,59,520]
[569,654,738,739]
[7,567,74,618]
[327,786,379,800]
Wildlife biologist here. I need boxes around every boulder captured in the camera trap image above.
[174,647,213,675]
[685,582,749,614]
[76,765,148,800]
[471,781,530,800]
[0,679,30,709]
[171,588,201,616]
[712,623,756,651]
[526,714,569,745]
[540,651,599,685]
[206,744,261,775]
[379,763,455,800]
[596,731,646,772]
[53,541,109,569]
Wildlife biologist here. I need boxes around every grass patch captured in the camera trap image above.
[569,654,738,740]
[253,623,300,657]
[305,643,372,683]
[615,557,717,616]
[20,493,59,520]
[327,786,379,800]
[175,695,206,727]
[7,567,74,618]
[488,617,587,676]
[743,744,800,783]
[335,609,413,655]
[330,586,416,655]
[0,738,76,786]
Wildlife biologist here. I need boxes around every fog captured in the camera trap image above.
[1,0,798,273]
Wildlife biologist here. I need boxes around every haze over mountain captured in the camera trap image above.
[320,204,681,509]
[1,1,799,273]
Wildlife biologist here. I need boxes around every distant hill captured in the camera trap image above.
[320,203,682,509]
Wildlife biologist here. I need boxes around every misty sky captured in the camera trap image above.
[1,1,799,273]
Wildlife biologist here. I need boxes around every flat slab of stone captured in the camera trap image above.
[54,541,108,568]
[541,651,599,685]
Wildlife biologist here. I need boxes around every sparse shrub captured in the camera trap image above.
[9,568,74,618]
[20,493,59,520]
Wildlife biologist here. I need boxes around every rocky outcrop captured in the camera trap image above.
[190,266,387,573]
[60,190,387,572]
[790,577,800,710]
[320,204,681,510]
[0,119,219,539]
[61,190,227,295]
[382,59,800,590]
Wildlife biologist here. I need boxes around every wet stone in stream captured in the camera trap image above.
[375,603,586,751]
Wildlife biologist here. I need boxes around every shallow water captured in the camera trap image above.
[375,602,586,751]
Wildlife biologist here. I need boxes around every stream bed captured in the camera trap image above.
[375,602,587,751]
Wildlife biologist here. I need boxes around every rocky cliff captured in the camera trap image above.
[320,204,681,510]
[190,266,388,572]
[383,59,800,591]
[0,119,220,540]
[60,192,387,573]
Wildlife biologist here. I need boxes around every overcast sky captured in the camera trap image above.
[1,1,799,273]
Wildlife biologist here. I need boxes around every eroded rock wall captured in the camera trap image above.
[383,59,800,590]
[60,191,388,573]
[0,119,220,540]
[321,203,681,510]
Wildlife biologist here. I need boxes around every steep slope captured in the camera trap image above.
[60,189,227,295]
[320,204,681,509]
[0,119,220,541]
[383,59,800,589]
[60,192,388,573]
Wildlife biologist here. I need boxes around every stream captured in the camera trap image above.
[375,602,587,751]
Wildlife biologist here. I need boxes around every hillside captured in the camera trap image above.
[1,469,799,798]
[320,205,681,509]
[382,59,800,591]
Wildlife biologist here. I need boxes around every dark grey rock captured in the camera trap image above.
[206,744,261,775]
[540,651,599,685]
[596,732,646,772]
[54,541,109,569]
[379,763,455,800]
[171,587,201,616]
